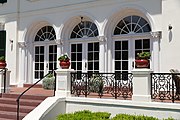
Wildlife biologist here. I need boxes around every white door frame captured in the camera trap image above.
[111,33,153,73]
[33,41,56,82]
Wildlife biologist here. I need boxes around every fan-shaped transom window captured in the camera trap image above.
[35,26,56,41]
[114,15,151,35]
[70,21,99,39]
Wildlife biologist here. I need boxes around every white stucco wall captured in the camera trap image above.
[1,0,180,84]
[160,0,180,72]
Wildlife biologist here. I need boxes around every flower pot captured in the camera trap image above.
[59,61,70,69]
[0,61,6,69]
[135,59,149,68]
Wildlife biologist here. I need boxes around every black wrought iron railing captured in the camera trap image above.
[151,73,180,103]
[16,70,56,120]
[71,72,133,99]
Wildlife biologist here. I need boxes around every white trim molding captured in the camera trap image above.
[0,22,5,30]
[55,39,63,45]
[97,36,107,42]
[18,41,26,48]
[151,31,162,38]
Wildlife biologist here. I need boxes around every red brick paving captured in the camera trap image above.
[9,86,54,96]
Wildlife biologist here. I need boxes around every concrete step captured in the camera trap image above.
[2,93,48,100]
[0,111,27,120]
[0,103,35,113]
[0,98,43,107]
[0,93,50,119]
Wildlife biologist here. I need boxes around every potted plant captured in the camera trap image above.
[58,54,70,69]
[0,56,6,69]
[135,52,151,68]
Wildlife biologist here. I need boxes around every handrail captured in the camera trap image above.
[3,68,7,93]
[16,71,54,120]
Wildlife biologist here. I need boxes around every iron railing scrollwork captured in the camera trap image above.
[151,73,180,103]
[71,72,133,99]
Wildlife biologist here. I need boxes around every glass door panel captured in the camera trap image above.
[135,39,150,68]
[87,42,99,75]
[135,39,150,58]
[71,44,83,79]
[115,41,129,74]
[48,45,57,72]
[34,46,45,79]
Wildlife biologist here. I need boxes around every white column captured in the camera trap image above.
[18,41,26,87]
[132,69,153,102]
[98,36,106,73]
[151,31,161,72]
[55,69,75,97]
[55,39,63,69]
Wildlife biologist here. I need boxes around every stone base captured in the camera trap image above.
[132,95,151,102]
[55,90,71,97]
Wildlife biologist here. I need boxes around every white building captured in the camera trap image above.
[0,0,179,86]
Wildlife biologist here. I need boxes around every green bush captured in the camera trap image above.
[42,74,55,90]
[111,114,158,120]
[163,117,175,120]
[56,110,175,120]
[56,110,110,120]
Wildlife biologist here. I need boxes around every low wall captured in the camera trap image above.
[23,97,66,120]
[66,97,180,119]
[25,97,180,120]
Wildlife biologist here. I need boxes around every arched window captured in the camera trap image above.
[33,26,57,80]
[70,21,99,38]
[114,15,151,35]
[35,26,56,41]
[70,21,99,75]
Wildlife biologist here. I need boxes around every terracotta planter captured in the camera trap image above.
[135,59,149,68]
[59,60,70,69]
[0,61,6,69]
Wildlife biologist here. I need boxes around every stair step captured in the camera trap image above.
[0,98,42,106]
[0,103,35,113]
[23,84,42,88]
[0,87,51,120]
[2,93,48,100]
[0,111,27,120]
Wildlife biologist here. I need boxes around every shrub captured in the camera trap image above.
[163,117,175,120]
[56,110,175,120]
[42,73,55,90]
[56,110,110,120]
[111,114,158,120]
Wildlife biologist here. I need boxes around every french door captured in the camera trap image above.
[71,42,99,75]
[34,44,57,81]
[114,38,150,73]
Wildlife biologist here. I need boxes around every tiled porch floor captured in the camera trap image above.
[8,86,54,96]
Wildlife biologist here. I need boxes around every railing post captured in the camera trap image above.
[55,69,75,97]
[172,74,175,103]
[132,69,153,102]
[53,70,57,96]
[0,68,10,93]
[16,99,20,120]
